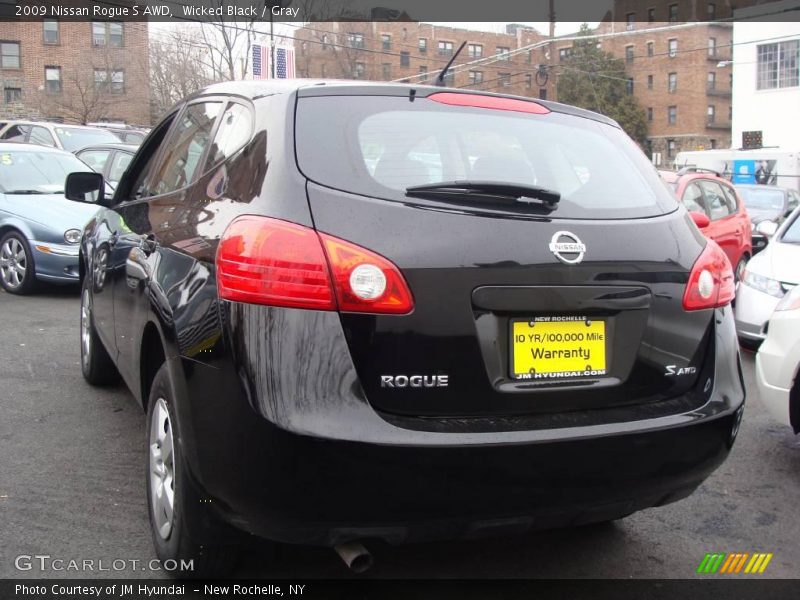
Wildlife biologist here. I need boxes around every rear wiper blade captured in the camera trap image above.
[405,181,560,209]
[6,189,49,195]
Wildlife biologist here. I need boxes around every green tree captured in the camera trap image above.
[556,24,649,147]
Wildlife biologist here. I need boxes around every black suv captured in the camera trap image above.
[66,81,745,575]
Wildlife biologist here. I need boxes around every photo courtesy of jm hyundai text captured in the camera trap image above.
[65,80,745,576]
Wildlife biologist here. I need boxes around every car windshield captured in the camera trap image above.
[738,187,785,210]
[781,212,800,244]
[0,149,90,194]
[296,95,676,220]
[54,127,119,151]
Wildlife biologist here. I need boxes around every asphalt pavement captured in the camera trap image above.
[1,286,798,579]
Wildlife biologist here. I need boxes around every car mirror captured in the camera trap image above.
[65,172,107,206]
[689,211,710,229]
[755,220,778,238]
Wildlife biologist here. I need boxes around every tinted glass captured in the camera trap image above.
[29,126,56,147]
[1,124,29,141]
[54,127,119,151]
[205,103,252,170]
[296,95,676,220]
[0,149,90,193]
[78,149,111,173]
[108,151,133,183]
[737,187,785,210]
[698,180,732,220]
[149,102,221,197]
[682,182,706,215]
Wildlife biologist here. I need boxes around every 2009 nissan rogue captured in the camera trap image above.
[65,80,745,575]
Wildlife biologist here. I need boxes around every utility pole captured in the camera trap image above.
[548,0,556,100]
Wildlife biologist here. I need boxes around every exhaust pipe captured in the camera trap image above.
[334,541,374,573]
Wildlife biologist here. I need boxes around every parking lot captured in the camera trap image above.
[1,286,799,579]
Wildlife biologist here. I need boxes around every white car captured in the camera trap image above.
[0,120,120,152]
[756,285,800,432]
[735,207,800,348]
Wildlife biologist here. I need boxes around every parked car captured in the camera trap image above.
[660,168,752,280]
[736,184,800,254]
[755,284,800,432]
[66,81,744,575]
[75,143,138,189]
[0,120,120,152]
[0,143,99,294]
[87,123,149,145]
[735,206,800,348]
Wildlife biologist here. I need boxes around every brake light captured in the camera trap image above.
[682,240,735,311]
[427,92,550,115]
[216,216,413,314]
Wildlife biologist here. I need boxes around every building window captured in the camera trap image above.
[381,34,391,50]
[95,69,124,93]
[625,45,634,64]
[626,13,635,31]
[0,41,20,69]
[496,46,511,60]
[300,41,307,56]
[418,65,428,82]
[707,105,716,124]
[382,63,391,79]
[647,41,654,57]
[728,105,732,120]
[45,66,61,93]
[92,21,123,47]
[499,72,512,87]
[626,77,634,94]
[647,74,653,89]
[467,44,483,58]
[757,40,799,90]
[468,70,484,85]
[539,88,547,100]
[353,62,365,79]
[668,105,677,124]
[668,39,678,58]
[400,51,409,67]
[418,38,427,53]
[43,20,59,44]
[559,47,572,61]
[525,73,532,89]
[347,33,364,49]
[648,7,655,22]
[708,3,717,20]
[668,72,677,92]
[4,87,21,103]
[669,4,678,22]
[708,37,717,57]
[647,107,653,122]
[438,41,454,56]
[321,34,329,50]
[710,138,717,149]
[707,71,716,90]
[667,139,677,158]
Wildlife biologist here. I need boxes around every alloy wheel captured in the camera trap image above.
[80,289,92,370]
[0,237,28,290]
[149,398,176,540]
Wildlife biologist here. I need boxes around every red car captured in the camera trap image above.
[660,168,752,280]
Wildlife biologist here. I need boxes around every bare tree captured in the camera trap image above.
[199,0,265,81]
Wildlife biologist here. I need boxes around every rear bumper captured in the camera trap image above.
[31,241,80,283]
[174,305,744,546]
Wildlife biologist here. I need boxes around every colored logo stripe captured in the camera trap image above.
[697,552,773,574]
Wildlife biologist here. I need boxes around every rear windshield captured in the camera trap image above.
[55,127,119,151]
[295,95,677,220]
[738,187,785,210]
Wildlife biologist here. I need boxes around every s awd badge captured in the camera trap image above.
[665,365,697,376]
[381,375,449,388]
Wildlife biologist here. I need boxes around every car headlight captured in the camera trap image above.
[742,269,785,298]
[775,285,800,311]
[64,229,82,244]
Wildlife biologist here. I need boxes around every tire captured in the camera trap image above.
[146,364,242,578]
[80,279,120,385]
[0,231,37,295]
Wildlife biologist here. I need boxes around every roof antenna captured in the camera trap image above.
[435,41,467,87]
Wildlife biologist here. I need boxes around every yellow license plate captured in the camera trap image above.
[511,318,607,380]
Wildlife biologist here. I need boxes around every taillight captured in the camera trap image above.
[216,216,413,314]
[682,240,735,311]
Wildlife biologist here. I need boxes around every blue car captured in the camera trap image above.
[0,143,100,294]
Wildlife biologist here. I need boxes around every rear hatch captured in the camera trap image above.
[295,87,712,418]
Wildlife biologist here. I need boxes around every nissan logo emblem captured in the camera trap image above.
[549,231,586,265]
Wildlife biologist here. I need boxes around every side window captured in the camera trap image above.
[125,132,144,144]
[698,180,732,220]
[787,190,799,212]
[108,151,133,183]
[78,149,111,173]
[1,124,30,141]
[719,183,739,213]
[204,103,253,171]
[682,182,706,215]
[149,101,221,196]
[29,126,56,147]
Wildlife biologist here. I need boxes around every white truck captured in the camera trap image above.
[673,149,800,192]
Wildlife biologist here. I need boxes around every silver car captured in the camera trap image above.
[735,206,800,348]
[0,143,99,294]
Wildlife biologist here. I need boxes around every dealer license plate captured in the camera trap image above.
[510,317,607,380]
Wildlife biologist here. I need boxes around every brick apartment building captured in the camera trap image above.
[292,1,739,160]
[0,20,150,125]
